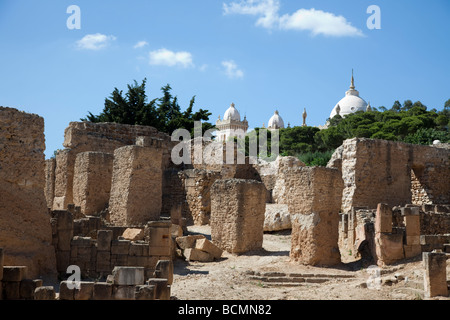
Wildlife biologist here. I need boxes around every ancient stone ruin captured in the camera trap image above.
[0,106,449,300]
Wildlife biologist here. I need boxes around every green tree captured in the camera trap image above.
[81,79,214,137]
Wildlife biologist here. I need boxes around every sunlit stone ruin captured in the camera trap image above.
[0,105,449,300]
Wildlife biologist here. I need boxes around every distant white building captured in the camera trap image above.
[215,103,248,142]
[267,110,285,130]
[329,70,369,119]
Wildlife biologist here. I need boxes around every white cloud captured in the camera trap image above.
[223,0,364,37]
[222,60,244,79]
[149,48,194,68]
[279,8,364,37]
[133,41,149,49]
[76,33,116,50]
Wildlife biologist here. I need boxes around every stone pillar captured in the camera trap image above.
[53,148,77,210]
[210,179,266,254]
[375,203,392,233]
[45,158,56,209]
[402,206,422,258]
[109,144,163,226]
[285,167,343,266]
[423,252,448,298]
[73,152,114,216]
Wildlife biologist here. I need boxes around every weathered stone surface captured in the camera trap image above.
[113,285,136,300]
[34,286,56,300]
[183,248,214,262]
[335,138,450,213]
[195,238,223,260]
[93,282,113,300]
[0,107,57,279]
[135,285,156,300]
[3,281,21,300]
[20,279,42,300]
[73,151,113,216]
[74,281,94,300]
[154,260,173,285]
[59,281,75,300]
[423,252,448,298]
[2,266,27,282]
[176,235,206,250]
[211,179,267,254]
[279,166,343,266]
[97,230,113,251]
[146,278,170,300]
[109,145,163,226]
[44,158,56,209]
[112,266,145,286]
[375,232,404,266]
[264,204,291,232]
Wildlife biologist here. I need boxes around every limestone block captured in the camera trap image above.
[73,151,113,216]
[34,286,56,300]
[3,281,20,300]
[122,228,145,241]
[195,238,223,260]
[2,266,27,282]
[153,260,173,285]
[20,279,42,300]
[146,278,170,300]
[264,204,291,232]
[56,251,70,273]
[211,179,267,254]
[93,282,113,300]
[375,233,404,265]
[423,252,448,298]
[109,145,163,226]
[59,281,75,300]
[97,230,113,252]
[404,214,421,237]
[0,248,3,281]
[113,285,136,300]
[112,267,145,286]
[111,240,131,255]
[74,282,94,300]
[403,245,422,259]
[176,235,206,250]
[135,285,156,300]
[183,248,214,262]
[129,243,148,256]
[375,203,392,234]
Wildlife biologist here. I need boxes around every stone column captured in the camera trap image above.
[210,179,266,254]
[423,251,448,298]
[402,206,422,258]
[109,143,163,226]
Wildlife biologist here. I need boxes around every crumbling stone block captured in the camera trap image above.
[282,167,343,266]
[375,233,404,266]
[2,266,27,282]
[183,248,214,262]
[176,235,206,250]
[113,285,136,300]
[59,281,75,300]
[74,282,94,300]
[97,230,113,252]
[109,145,163,226]
[3,281,20,300]
[147,221,171,256]
[34,286,55,300]
[211,179,266,254]
[73,152,113,216]
[93,282,113,300]
[375,203,392,233]
[423,252,448,298]
[135,285,156,300]
[112,267,145,286]
[20,279,42,300]
[195,238,223,260]
[153,260,173,285]
[147,278,170,300]
[122,228,145,241]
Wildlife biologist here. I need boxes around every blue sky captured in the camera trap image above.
[0,0,449,158]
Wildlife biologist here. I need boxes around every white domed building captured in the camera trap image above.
[215,103,249,142]
[329,71,369,119]
[267,110,285,130]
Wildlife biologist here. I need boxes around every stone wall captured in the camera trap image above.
[210,179,266,254]
[0,107,57,279]
[51,210,171,279]
[328,138,450,213]
[73,152,114,215]
[109,144,163,226]
[279,166,343,266]
[52,122,173,211]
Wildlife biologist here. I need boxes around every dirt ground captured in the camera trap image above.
[171,225,450,301]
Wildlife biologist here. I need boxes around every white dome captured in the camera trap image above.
[224,103,241,121]
[330,72,368,119]
[268,110,285,129]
